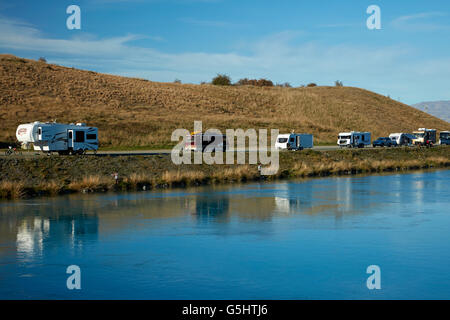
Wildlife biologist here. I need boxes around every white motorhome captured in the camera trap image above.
[275,133,313,150]
[337,131,371,148]
[16,121,98,155]
[412,128,437,146]
[389,133,416,146]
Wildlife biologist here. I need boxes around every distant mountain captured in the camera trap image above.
[412,101,450,123]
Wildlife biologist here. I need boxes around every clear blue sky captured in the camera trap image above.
[1,0,449,104]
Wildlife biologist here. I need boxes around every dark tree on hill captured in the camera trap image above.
[212,74,232,86]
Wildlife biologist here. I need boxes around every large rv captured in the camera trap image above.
[16,121,98,155]
[275,133,313,151]
[337,131,371,148]
[440,131,450,145]
[412,128,436,146]
[389,133,417,146]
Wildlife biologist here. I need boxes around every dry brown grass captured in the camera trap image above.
[38,180,63,196]
[1,54,448,148]
[161,170,207,186]
[0,180,25,199]
[68,175,110,192]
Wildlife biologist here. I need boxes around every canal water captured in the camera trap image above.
[0,170,449,299]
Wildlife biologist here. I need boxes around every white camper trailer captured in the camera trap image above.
[337,131,371,148]
[275,133,313,150]
[16,122,98,155]
[389,133,416,146]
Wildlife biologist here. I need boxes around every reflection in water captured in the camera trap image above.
[0,172,418,258]
[192,196,230,223]
[0,170,449,299]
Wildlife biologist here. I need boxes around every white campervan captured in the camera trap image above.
[275,133,313,150]
[337,131,371,148]
[16,121,98,155]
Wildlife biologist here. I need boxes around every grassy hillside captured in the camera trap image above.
[1,54,448,148]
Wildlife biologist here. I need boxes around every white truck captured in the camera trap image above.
[16,121,98,155]
[275,133,313,150]
[337,131,371,148]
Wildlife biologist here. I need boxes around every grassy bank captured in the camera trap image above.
[0,146,449,199]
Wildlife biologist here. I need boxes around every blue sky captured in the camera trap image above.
[0,0,449,104]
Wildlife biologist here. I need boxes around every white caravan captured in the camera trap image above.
[337,131,371,148]
[16,121,98,154]
[275,133,313,150]
[389,133,416,146]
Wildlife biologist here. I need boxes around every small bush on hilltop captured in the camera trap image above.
[335,80,343,87]
[212,74,232,86]
[236,78,274,87]
[307,83,317,87]
[276,82,292,88]
[38,57,47,63]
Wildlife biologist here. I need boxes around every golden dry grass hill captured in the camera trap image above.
[1,54,448,148]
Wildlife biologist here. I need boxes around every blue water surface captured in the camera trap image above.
[0,170,449,299]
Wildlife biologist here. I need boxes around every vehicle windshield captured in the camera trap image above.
[415,133,425,138]
[440,133,450,139]
[339,135,351,139]
[278,138,288,143]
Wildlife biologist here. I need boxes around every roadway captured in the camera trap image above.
[1,145,376,158]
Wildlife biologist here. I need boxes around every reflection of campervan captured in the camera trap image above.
[16,121,98,155]
[184,132,227,152]
[412,128,436,146]
[337,131,371,148]
[275,133,313,150]
[389,133,416,146]
[440,131,450,145]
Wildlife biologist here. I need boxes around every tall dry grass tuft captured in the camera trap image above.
[213,165,257,182]
[39,180,63,195]
[0,180,26,199]
[68,175,110,192]
[161,170,207,186]
[123,172,154,188]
